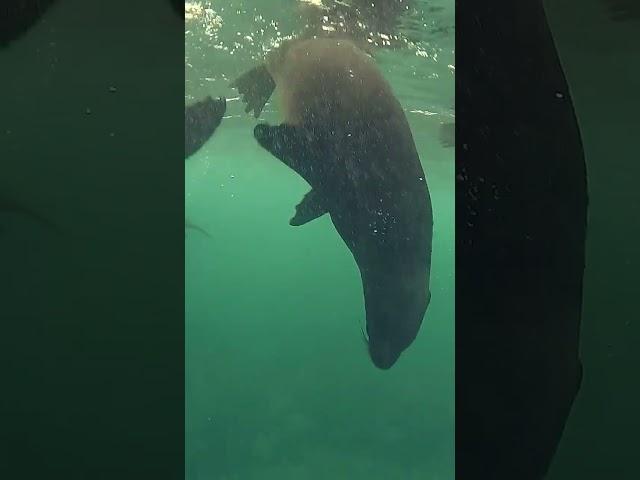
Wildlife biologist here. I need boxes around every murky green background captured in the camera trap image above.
[184,1,455,478]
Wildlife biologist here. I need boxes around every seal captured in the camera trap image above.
[232,38,433,369]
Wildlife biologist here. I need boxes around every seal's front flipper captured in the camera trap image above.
[230,65,276,118]
[254,123,325,186]
[185,96,226,159]
[290,189,327,226]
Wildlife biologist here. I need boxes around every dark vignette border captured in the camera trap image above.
[1,1,185,478]
[455,1,588,479]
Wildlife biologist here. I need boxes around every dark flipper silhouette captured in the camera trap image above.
[184,96,226,159]
[183,97,226,234]
[184,96,227,234]
[229,65,275,118]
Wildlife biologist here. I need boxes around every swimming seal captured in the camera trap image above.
[232,38,433,369]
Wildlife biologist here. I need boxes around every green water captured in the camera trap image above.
[184,1,454,478]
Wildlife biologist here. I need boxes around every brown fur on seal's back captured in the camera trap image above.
[263,37,424,190]
[265,38,401,131]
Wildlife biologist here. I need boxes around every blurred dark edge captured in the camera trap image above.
[1,0,185,478]
[0,0,59,47]
[456,1,588,479]
[599,0,640,22]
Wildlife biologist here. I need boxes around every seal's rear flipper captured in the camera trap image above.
[290,189,327,226]
[230,65,276,118]
[185,96,226,159]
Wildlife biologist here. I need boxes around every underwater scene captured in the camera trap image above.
[184,1,454,478]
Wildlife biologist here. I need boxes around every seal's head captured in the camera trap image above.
[363,272,430,369]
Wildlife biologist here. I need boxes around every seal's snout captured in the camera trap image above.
[369,342,401,370]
